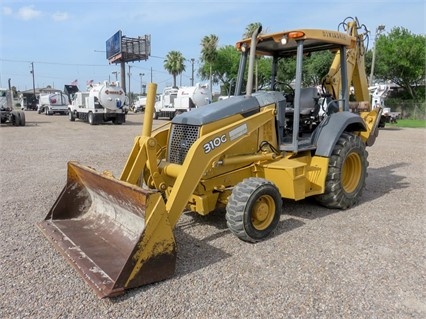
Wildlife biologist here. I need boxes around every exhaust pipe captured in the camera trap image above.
[245,25,262,96]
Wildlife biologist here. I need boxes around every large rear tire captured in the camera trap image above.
[315,132,368,209]
[226,178,282,243]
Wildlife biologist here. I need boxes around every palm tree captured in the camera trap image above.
[164,51,186,88]
[243,22,262,39]
[201,34,218,100]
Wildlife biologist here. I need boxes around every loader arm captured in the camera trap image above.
[119,83,277,229]
[164,107,275,227]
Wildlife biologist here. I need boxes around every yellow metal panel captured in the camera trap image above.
[188,193,220,215]
[263,157,307,200]
[305,156,328,196]
[262,155,329,200]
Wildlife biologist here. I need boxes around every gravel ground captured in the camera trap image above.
[1,111,425,319]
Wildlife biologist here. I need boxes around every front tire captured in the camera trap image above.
[315,132,368,209]
[69,110,75,121]
[226,178,282,243]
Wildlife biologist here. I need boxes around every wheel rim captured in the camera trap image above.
[251,195,276,231]
[342,152,362,193]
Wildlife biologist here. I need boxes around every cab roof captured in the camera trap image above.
[236,29,356,58]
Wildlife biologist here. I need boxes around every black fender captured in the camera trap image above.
[313,112,366,157]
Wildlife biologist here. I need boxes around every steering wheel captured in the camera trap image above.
[273,81,294,94]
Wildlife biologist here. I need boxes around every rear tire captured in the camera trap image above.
[12,111,20,126]
[315,132,368,209]
[226,178,282,243]
[88,112,95,125]
[18,111,25,126]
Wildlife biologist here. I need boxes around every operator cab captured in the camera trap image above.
[235,28,354,153]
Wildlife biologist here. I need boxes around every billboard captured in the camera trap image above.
[106,30,122,60]
[120,35,151,62]
[106,31,151,63]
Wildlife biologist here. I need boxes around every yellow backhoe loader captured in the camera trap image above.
[38,17,382,298]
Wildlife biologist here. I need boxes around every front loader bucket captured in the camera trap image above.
[37,161,176,298]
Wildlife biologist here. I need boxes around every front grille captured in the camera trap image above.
[168,124,200,164]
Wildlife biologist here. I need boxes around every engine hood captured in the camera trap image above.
[171,91,285,126]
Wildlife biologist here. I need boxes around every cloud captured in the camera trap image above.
[2,6,13,15]
[17,5,42,20]
[52,11,69,21]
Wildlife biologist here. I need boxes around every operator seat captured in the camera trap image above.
[299,87,320,115]
[285,87,320,115]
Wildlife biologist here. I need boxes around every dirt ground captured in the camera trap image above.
[1,111,425,318]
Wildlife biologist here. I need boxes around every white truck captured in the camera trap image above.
[68,81,127,125]
[132,96,147,113]
[369,84,400,127]
[37,92,69,115]
[153,83,210,120]
[0,88,25,126]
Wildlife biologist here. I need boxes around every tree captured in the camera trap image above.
[302,51,334,86]
[163,51,186,88]
[374,27,426,99]
[208,45,240,95]
[200,34,219,97]
[243,22,262,38]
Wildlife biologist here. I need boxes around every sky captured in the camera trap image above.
[1,0,425,94]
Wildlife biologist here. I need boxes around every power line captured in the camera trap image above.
[1,58,168,75]
[0,58,108,67]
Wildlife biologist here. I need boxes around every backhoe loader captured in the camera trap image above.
[38,17,382,298]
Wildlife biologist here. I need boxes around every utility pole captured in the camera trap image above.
[191,58,195,86]
[139,73,144,95]
[30,62,35,96]
[369,24,385,86]
[8,78,14,108]
[127,65,133,105]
